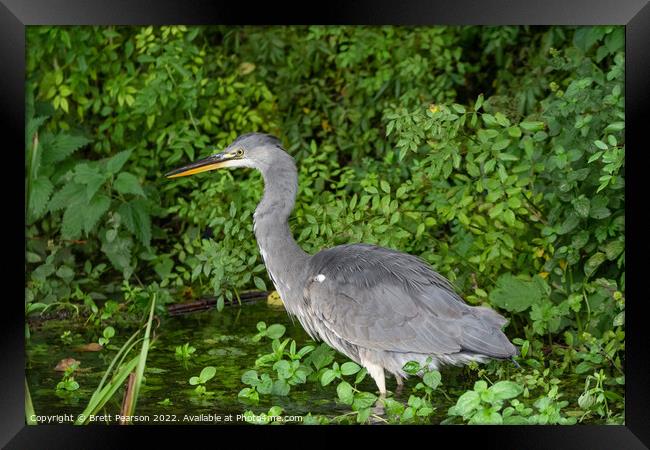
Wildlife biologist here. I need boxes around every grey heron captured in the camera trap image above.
[166,132,518,395]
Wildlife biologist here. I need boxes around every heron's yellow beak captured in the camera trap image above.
[165,151,239,178]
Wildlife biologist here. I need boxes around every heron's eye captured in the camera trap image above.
[236,148,244,157]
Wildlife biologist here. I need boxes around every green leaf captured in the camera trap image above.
[257,374,273,394]
[492,139,511,151]
[114,172,145,197]
[402,361,420,375]
[199,366,216,382]
[101,234,133,277]
[352,392,377,410]
[594,140,608,150]
[489,381,523,400]
[105,149,133,174]
[83,194,111,234]
[602,239,624,260]
[118,199,151,247]
[28,176,54,221]
[340,362,361,376]
[584,252,607,278]
[271,378,290,396]
[489,274,543,313]
[589,197,611,219]
[452,390,481,418]
[605,28,624,53]
[253,276,267,291]
[320,369,337,386]
[557,214,580,235]
[41,134,92,165]
[572,197,590,218]
[520,121,545,132]
[61,201,86,239]
[74,164,108,202]
[423,370,442,389]
[241,370,259,386]
[266,324,286,339]
[380,180,390,194]
[336,381,354,405]
[49,183,86,212]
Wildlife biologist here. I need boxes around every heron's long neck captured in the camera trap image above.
[253,162,309,302]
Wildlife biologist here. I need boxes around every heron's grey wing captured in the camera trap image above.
[304,244,515,357]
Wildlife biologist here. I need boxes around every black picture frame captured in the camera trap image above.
[3,0,649,448]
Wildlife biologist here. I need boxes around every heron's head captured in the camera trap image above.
[165,133,290,179]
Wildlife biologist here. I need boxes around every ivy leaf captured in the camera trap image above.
[114,172,145,197]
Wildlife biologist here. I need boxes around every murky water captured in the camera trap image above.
[26,299,600,425]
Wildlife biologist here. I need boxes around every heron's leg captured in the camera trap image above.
[394,375,404,395]
[363,361,386,396]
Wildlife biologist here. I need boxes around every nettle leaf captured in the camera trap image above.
[105,149,133,174]
[61,201,86,239]
[41,134,92,165]
[114,172,145,197]
[83,194,111,234]
[489,273,544,313]
[118,199,151,247]
[74,163,108,202]
[49,182,86,212]
[28,176,54,221]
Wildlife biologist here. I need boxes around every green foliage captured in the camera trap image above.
[27,25,624,424]
[174,342,196,360]
[238,322,316,403]
[189,366,217,396]
[55,362,80,393]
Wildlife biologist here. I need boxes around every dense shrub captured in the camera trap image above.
[26,25,624,423]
